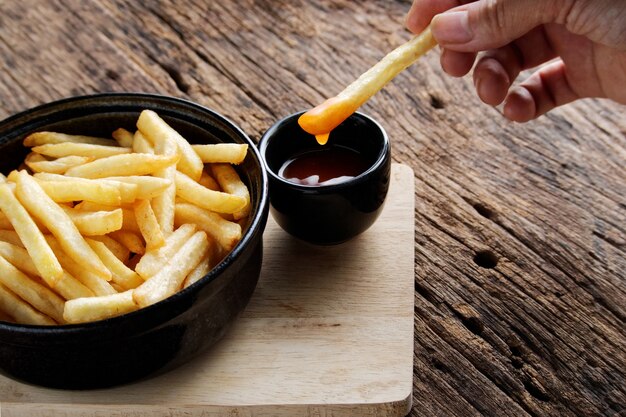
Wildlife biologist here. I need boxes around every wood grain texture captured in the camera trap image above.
[0,1,624,416]
[0,164,415,417]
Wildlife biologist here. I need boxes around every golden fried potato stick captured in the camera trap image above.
[183,253,211,289]
[191,144,248,165]
[64,290,138,324]
[137,109,204,181]
[64,153,179,179]
[26,154,92,174]
[36,179,122,206]
[175,171,247,214]
[132,131,154,154]
[61,206,123,236]
[174,203,241,254]
[33,174,138,204]
[0,184,63,283]
[298,25,436,144]
[23,132,117,147]
[145,118,178,235]
[100,176,172,199]
[211,163,251,220]
[0,230,24,247]
[32,142,131,159]
[134,199,165,251]
[112,128,134,148]
[107,231,145,256]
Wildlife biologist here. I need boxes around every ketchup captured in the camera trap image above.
[278,145,369,186]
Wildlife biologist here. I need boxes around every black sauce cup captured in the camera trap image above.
[259,111,391,245]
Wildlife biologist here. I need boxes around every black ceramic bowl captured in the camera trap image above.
[0,93,268,389]
[259,111,390,245]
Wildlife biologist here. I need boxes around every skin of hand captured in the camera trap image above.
[406,0,626,122]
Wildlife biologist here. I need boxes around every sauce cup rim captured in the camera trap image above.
[259,110,390,191]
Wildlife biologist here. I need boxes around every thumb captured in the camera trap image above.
[430,0,626,52]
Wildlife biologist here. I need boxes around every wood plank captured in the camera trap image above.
[0,164,415,417]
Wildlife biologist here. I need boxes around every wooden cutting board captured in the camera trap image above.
[0,163,415,417]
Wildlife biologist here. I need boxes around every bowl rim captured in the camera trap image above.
[258,110,390,191]
[0,92,269,334]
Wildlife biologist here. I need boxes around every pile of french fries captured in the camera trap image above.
[0,110,251,325]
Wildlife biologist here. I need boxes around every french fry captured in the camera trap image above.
[211,163,251,220]
[45,237,117,297]
[103,176,171,199]
[0,211,12,229]
[0,242,43,278]
[90,235,130,263]
[143,117,178,235]
[137,110,204,181]
[33,173,138,204]
[0,283,56,325]
[0,309,13,323]
[183,253,211,289]
[0,183,63,283]
[24,132,118,147]
[132,130,154,154]
[26,154,92,174]
[75,202,140,234]
[175,171,246,214]
[0,172,6,182]
[0,230,24,247]
[134,200,165,251]
[133,231,209,307]
[107,231,145,256]
[298,26,436,144]
[0,241,93,300]
[0,255,65,323]
[61,207,123,236]
[64,290,138,324]
[32,142,131,159]
[134,223,196,279]
[112,128,134,148]
[64,153,179,179]
[13,170,111,280]
[198,171,220,191]
[192,144,248,164]
[174,203,241,254]
[36,179,122,206]
[87,239,143,290]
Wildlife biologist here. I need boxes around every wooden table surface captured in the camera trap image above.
[0,1,624,416]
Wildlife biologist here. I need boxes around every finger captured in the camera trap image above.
[473,54,512,105]
[503,60,579,122]
[473,27,557,105]
[406,0,467,34]
[431,0,561,52]
[440,49,476,77]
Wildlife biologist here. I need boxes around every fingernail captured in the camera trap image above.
[432,11,473,44]
[475,75,484,97]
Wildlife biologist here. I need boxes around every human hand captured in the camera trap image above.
[406,0,626,122]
